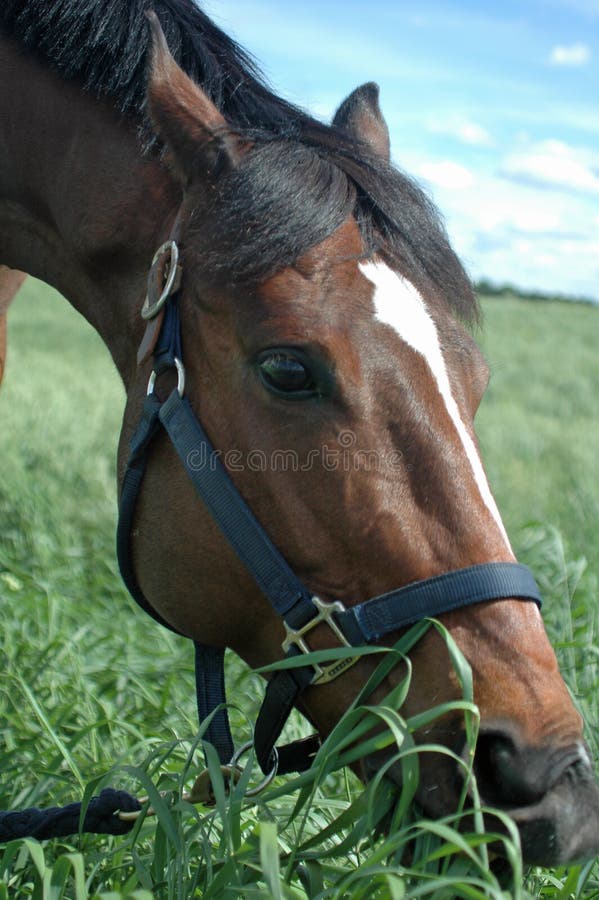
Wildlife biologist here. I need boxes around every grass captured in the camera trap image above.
[0,279,597,898]
[476,296,599,572]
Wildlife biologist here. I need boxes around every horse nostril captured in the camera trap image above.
[471,731,545,809]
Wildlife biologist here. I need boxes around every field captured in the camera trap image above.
[0,278,598,898]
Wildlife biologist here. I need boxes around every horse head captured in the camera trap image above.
[119,16,599,866]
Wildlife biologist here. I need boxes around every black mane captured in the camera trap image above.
[0,0,478,321]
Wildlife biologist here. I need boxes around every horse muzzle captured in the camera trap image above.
[366,731,599,865]
[508,763,599,865]
[473,729,599,863]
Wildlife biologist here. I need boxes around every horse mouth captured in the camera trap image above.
[364,743,599,866]
[504,766,599,865]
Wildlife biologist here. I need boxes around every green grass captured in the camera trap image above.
[0,279,597,898]
[476,296,599,573]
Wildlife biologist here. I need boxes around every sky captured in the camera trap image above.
[202,0,599,301]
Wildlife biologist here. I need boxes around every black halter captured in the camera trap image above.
[117,240,542,777]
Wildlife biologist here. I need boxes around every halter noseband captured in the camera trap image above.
[117,239,542,777]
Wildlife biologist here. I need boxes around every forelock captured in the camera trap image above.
[184,141,356,286]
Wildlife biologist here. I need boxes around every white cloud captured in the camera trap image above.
[401,162,599,298]
[455,122,494,146]
[426,118,494,147]
[510,209,562,233]
[500,139,599,194]
[549,43,591,66]
[417,161,475,191]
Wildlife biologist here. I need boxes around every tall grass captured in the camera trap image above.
[476,296,599,572]
[0,280,597,897]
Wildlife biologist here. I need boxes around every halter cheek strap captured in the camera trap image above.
[118,241,542,777]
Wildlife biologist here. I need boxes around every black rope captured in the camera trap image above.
[0,788,141,841]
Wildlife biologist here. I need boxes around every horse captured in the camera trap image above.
[1,0,598,866]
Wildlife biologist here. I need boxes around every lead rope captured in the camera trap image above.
[0,790,141,841]
[0,764,253,842]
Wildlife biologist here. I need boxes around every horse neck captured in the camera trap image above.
[0,35,180,384]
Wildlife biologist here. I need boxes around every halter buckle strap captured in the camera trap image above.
[253,561,541,772]
[282,597,359,686]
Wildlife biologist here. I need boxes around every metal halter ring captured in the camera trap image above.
[141,240,181,320]
[147,357,186,398]
[230,740,279,797]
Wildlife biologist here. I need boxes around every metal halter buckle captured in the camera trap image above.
[147,356,186,398]
[282,597,358,686]
[141,240,182,320]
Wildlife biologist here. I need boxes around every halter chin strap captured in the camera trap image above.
[118,240,542,776]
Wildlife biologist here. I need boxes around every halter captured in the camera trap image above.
[117,238,542,778]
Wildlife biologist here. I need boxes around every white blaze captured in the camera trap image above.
[360,260,511,551]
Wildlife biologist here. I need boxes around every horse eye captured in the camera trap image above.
[257,351,316,397]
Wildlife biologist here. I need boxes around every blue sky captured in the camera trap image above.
[203,0,598,300]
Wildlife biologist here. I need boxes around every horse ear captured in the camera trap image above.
[146,11,245,180]
[332,82,390,161]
